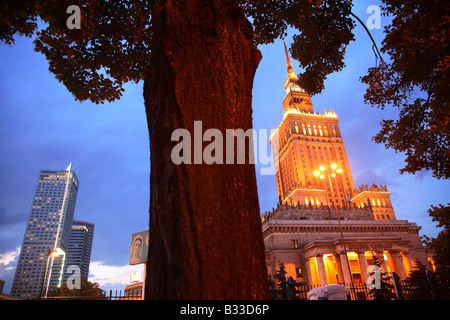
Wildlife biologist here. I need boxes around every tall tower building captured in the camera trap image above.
[11,163,79,299]
[63,220,95,283]
[270,43,395,220]
[261,46,433,288]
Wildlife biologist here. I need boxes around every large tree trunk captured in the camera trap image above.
[143,0,269,299]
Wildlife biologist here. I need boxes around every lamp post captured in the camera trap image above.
[40,248,64,299]
[314,163,355,298]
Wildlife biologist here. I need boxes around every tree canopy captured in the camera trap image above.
[45,279,106,299]
[1,0,357,102]
[361,0,449,179]
[2,0,447,178]
[404,259,433,300]
[1,0,153,103]
[367,253,396,300]
[422,203,450,297]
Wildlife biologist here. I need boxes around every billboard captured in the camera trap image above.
[129,271,143,284]
[129,230,149,265]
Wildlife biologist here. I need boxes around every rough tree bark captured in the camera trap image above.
[143,0,270,299]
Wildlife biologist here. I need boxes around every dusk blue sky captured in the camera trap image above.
[1,1,448,294]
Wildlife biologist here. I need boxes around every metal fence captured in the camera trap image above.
[293,278,445,300]
[42,280,446,300]
[107,289,143,300]
[43,289,142,300]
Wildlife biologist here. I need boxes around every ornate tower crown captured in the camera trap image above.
[282,42,313,114]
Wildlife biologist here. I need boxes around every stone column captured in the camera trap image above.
[401,251,413,276]
[334,253,345,285]
[316,254,328,286]
[391,250,407,279]
[357,251,369,284]
[305,257,314,286]
[339,251,352,285]
[374,251,389,274]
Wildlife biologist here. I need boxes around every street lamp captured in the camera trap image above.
[40,248,65,299]
[313,164,355,297]
[313,163,343,209]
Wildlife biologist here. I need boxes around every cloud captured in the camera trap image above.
[0,247,20,270]
[88,261,143,287]
[0,252,142,294]
[0,247,21,294]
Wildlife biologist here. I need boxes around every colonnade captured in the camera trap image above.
[305,249,413,287]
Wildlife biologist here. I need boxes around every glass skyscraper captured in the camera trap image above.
[63,220,95,284]
[11,163,79,299]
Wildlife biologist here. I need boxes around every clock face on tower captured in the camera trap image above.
[286,83,302,94]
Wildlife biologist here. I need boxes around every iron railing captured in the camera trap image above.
[42,289,142,300]
[292,278,445,300]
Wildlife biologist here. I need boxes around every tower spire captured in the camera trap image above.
[282,42,313,113]
[283,41,295,76]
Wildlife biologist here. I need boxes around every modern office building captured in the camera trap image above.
[11,163,79,299]
[63,220,95,284]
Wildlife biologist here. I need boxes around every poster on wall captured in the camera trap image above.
[129,230,149,265]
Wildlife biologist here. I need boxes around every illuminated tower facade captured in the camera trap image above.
[270,44,395,220]
[271,43,355,208]
[11,163,79,299]
[261,46,434,288]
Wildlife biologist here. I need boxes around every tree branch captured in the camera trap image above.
[348,10,387,68]
[335,1,387,68]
